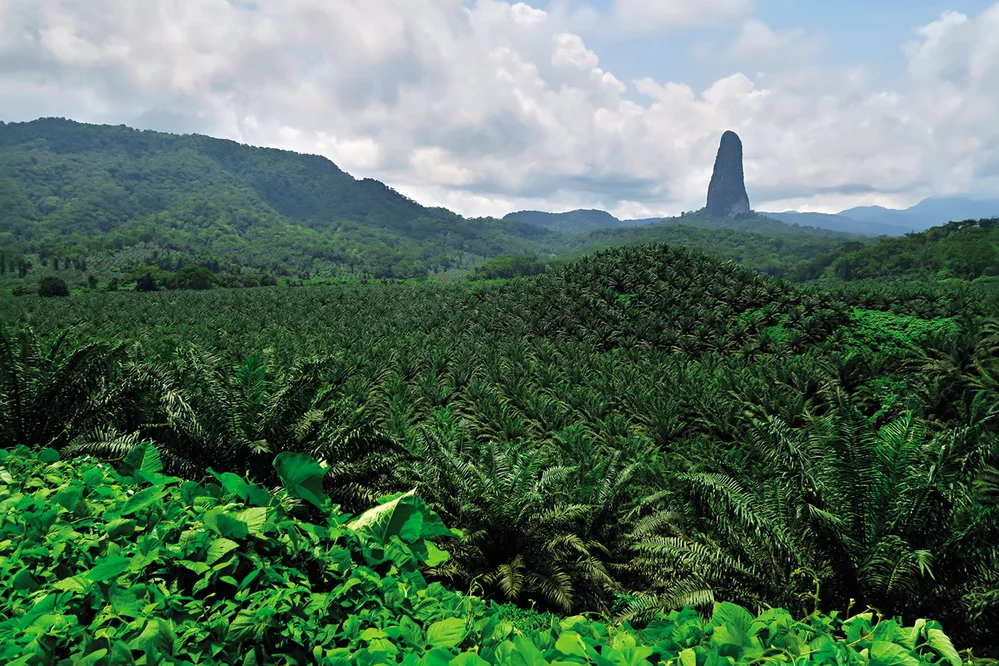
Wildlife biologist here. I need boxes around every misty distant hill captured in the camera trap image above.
[506,208,855,238]
[838,197,999,232]
[759,211,912,236]
[503,209,640,234]
[513,196,999,240]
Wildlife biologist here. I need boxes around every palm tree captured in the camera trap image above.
[411,429,618,613]
[68,345,407,513]
[627,405,999,646]
[0,327,129,449]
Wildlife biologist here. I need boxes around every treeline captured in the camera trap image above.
[796,217,999,281]
[469,254,548,280]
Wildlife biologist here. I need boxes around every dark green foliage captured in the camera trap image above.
[470,255,548,280]
[37,276,69,297]
[503,209,629,234]
[553,223,852,279]
[171,263,215,290]
[0,328,135,451]
[135,274,158,292]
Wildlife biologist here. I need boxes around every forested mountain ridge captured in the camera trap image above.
[0,117,560,280]
[797,217,999,281]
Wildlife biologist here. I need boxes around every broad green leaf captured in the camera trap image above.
[106,518,137,539]
[679,648,697,666]
[227,609,265,642]
[119,486,166,516]
[273,452,328,510]
[207,537,240,565]
[869,641,921,666]
[399,510,423,543]
[86,555,132,582]
[426,617,466,649]
[452,653,491,666]
[926,628,961,666]
[237,507,269,536]
[361,628,388,641]
[109,586,144,619]
[421,648,455,666]
[513,635,551,666]
[348,489,457,562]
[555,632,587,658]
[205,510,249,539]
[208,468,272,507]
[73,650,109,666]
[178,560,210,575]
[128,618,176,656]
[53,484,83,511]
[38,449,60,463]
[709,602,755,634]
[424,542,450,567]
[118,442,162,479]
[53,576,90,592]
[12,569,39,591]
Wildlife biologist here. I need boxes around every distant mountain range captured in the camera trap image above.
[764,197,999,236]
[507,197,999,238]
[504,209,854,239]
[9,117,990,288]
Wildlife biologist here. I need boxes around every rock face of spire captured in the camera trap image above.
[705,130,751,219]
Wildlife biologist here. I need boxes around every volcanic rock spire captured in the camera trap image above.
[705,130,751,218]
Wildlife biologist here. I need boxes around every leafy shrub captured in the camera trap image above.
[172,264,216,290]
[470,254,548,280]
[38,276,69,297]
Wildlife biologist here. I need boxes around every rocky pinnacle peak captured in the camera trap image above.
[705,130,751,219]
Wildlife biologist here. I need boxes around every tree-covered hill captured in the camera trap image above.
[0,118,560,280]
[655,209,858,238]
[550,223,851,277]
[796,217,999,282]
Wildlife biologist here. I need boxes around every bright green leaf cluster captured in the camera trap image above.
[0,445,971,666]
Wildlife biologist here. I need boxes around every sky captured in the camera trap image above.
[1,0,999,220]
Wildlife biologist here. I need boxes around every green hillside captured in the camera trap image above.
[796,218,999,281]
[0,118,557,281]
[550,223,851,277]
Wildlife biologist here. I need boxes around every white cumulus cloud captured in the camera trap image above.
[1,0,999,218]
